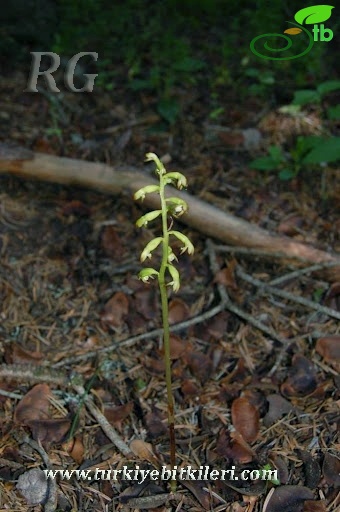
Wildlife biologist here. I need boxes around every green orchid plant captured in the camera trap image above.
[134,153,194,490]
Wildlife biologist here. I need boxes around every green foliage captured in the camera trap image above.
[250,136,340,181]
[292,80,340,107]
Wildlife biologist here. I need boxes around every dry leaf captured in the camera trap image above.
[278,215,303,236]
[160,334,187,360]
[216,428,255,464]
[4,344,43,365]
[101,225,124,259]
[181,379,200,399]
[315,336,340,362]
[61,200,91,217]
[303,500,327,512]
[104,402,133,430]
[181,479,211,510]
[64,436,85,464]
[144,409,167,438]
[263,394,294,427]
[14,383,51,424]
[214,259,238,290]
[323,282,340,311]
[101,291,129,329]
[231,396,259,442]
[184,350,213,384]
[129,439,158,466]
[134,287,158,320]
[281,354,317,397]
[27,418,70,447]
[322,453,340,487]
[168,298,190,324]
[263,485,314,512]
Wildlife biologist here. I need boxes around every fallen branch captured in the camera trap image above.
[0,143,339,279]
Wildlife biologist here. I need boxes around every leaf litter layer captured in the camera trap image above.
[0,73,339,512]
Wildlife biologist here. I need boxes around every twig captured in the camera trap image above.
[236,267,340,320]
[268,261,338,286]
[206,239,291,347]
[0,365,68,386]
[72,384,133,457]
[52,303,225,368]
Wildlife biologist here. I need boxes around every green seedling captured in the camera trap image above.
[134,153,194,491]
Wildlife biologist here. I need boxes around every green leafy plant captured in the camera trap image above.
[292,80,340,105]
[134,153,194,490]
[250,135,340,181]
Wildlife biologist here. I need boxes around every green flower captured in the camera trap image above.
[136,210,162,227]
[134,185,160,202]
[169,230,194,254]
[167,264,180,292]
[140,237,163,262]
[138,268,159,283]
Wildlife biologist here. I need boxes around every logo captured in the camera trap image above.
[250,5,334,60]
[25,52,98,92]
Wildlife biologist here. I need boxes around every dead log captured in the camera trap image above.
[0,143,339,279]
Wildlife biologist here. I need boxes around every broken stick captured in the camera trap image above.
[0,143,339,279]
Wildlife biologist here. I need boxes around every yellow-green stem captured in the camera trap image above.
[158,173,176,492]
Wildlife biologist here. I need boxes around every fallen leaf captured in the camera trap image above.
[104,402,133,430]
[64,436,85,464]
[160,334,187,360]
[216,428,255,464]
[27,418,70,447]
[263,394,294,427]
[129,439,158,466]
[231,396,259,442]
[134,287,158,320]
[278,215,303,235]
[101,291,129,329]
[322,452,340,487]
[144,408,167,438]
[323,282,340,311]
[184,350,213,384]
[281,354,317,397]
[168,298,190,324]
[101,225,124,259]
[61,200,91,217]
[4,344,43,365]
[181,379,200,399]
[298,450,321,488]
[14,384,51,424]
[214,259,238,290]
[303,500,327,512]
[181,479,211,510]
[315,336,340,362]
[263,485,314,512]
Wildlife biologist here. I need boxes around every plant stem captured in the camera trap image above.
[158,173,176,492]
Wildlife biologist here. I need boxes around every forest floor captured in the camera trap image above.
[0,70,339,512]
